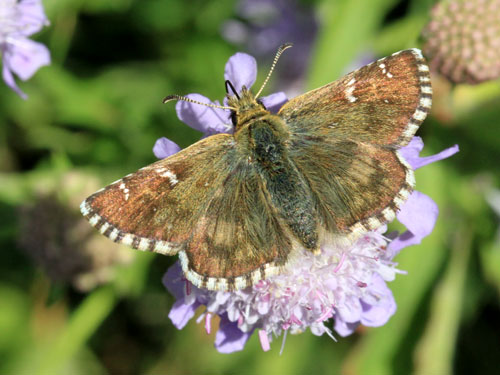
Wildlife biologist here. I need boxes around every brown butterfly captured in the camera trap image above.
[81,44,432,291]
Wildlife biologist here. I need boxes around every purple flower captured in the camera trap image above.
[0,0,50,99]
[221,0,318,94]
[160,52,460,353]
[154,52,287,159]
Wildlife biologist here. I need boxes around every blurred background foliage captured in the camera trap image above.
[1,0,499,373]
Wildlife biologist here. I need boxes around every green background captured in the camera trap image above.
[1,0,499,374]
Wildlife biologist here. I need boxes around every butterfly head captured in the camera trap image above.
[226,85,268,129]
[162,43,293,132]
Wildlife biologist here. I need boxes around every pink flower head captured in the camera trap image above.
[160,52,460,353]
[0,0,50,99]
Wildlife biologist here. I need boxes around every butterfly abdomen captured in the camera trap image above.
[244,117,319,252]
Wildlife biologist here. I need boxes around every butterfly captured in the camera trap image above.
[81,44,432,291]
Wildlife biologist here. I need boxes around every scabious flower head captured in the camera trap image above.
[421,0,500,84]
[18,172,133,291]
[0,0,50,99]
[157,52,459,353]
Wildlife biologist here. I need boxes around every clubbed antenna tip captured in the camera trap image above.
[255,43,293,99]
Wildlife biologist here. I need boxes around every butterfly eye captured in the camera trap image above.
[230,111,238,126]
[256,99,267,110]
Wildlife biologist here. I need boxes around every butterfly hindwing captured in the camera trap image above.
[279,49,432,147]
[288,137,413,236]
[81,134,292,290]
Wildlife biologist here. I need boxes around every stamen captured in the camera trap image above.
[333,252,346,273]
[258,330,271,352]
[205,313,212,334]
[255,43,293,99]
[279,329,288,356]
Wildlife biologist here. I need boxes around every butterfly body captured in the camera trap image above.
[231,88,319,253]
[81,48,432,291]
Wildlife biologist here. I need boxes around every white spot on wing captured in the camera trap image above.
[137,238,151,251]
[80,201,90,216]
[421,85,432,94]
[89,214,100,227]
[410,48,424,59]
[119,182,130,201]
[121,234,135,246]
[418,64,429,72]
[160,169,178,186]
[99,222,110,234]
[344,79,357,103]
[108,228,119,241]
[420,97,432,108]
[413,109,427,121]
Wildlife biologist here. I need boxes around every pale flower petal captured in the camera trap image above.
[224,52,257,92]
[0,0,50,98]
[153,137,181,159]
[260,91,287,113]
[389,191,439,255]
[175,93,232,135]
[400,136,459,170]
[6,39,50,80]
[214,315,252,353]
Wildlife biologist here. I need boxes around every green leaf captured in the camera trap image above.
[307,0,398,89]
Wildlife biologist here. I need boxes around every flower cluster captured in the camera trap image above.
[0,0,50,99]
[157,52,459,353]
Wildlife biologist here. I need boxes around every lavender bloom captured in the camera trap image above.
[154,52,286,159]
[222,0,318,94]
[0,0,50,99]
[160,52,459,353]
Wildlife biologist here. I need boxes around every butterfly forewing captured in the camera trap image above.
[279,49,432,147]
[282,49,431,236]
[81,134,292,291]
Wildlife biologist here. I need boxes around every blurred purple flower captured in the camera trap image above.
[0,0,50,99]
[160,51,460,353]
[221,0,318,94]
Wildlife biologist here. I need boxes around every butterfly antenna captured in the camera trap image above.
[163,95,236,111]
[255,43,293,99]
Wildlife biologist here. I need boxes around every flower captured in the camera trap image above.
[421,0,500,84]
[221,0,318,94]
[0,0,50,99]
[18,172,133,292]
[159,52,460,353]
[153,52,287,159]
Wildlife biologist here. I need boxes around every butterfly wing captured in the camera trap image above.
[279,49,431,147]
[81,134,292,291]
[280,49,431,236]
